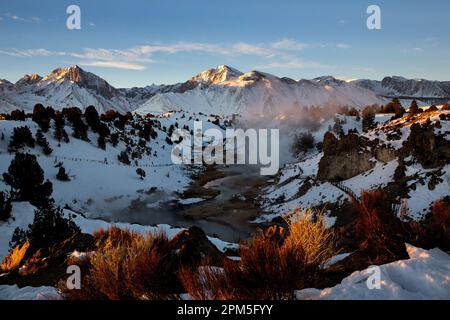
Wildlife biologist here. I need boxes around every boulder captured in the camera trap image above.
[167,226,225,267]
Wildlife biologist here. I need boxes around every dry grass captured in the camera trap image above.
[352,190,406,262]
[283,208,337,267]
[354,190,394,242]
[1,241,30,273]
[92,226,136,250]
[431,198,450,231]
[63,210,339,300]
[179,263,228,300]
[61,227,176,300]
[181,208,337,300]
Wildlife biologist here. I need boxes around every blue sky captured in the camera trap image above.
[0,0,449,87]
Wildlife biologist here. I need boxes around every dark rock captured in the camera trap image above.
[167,226,225,267]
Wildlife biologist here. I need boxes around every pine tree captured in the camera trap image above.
[290,131,314,157]
[110,133,119,147]
[10,109,26,121]
[118,151,130,165]
[72,119,89,141]
[54,112,66,143]
[32,104,50,132]
[362,105,376,131]
[84,105,100,131]
[408,100,420,114]
[10,204,80,251]
[8,126,35,152]
[98,135,106,150]
[56,166,70,181]
[35,129,53,155]
[2,153,53,207]
[136,168,146,180]
[394,161,406,181]
[0,191,12,221]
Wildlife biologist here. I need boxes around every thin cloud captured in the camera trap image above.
[78,61,147,71]
[3,13,41,23]
[262,57,331,70]
[271,39,307,51]
[336,43,351,49]
[232,43,275,57]
[0,40,342,71]
[0,48,67,57]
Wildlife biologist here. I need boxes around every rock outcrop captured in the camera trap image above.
[401,120,450,168]
[317,132,375,181]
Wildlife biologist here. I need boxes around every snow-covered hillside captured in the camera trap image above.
[260,109,450,222]
[0,111,225,218]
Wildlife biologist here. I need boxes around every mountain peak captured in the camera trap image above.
[191,65,243,84]
[16,73,43,86]
[40,65,119,100]
[312,76,346,86]
[383,76,408,82]
[46,65,87,83]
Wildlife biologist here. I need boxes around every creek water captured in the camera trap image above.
[111,165,269,243]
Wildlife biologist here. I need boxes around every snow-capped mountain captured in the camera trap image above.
[352,76,450,100]
[0,66,135,113]
[135,66,385,116]
[1,65,450,115]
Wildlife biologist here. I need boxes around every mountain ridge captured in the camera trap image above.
[1,65,450,115]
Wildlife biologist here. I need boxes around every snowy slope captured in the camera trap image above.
[136,66,385,116]
[0,285,60,300]
[2,65,450,116]
[260,110,450,222]
[353,76,450,100]
[0,111,225,218]
[0,66,136,113]
[296,244,450,300]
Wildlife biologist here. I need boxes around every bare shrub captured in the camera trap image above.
[352,190,406,262]
[290,131,314,158]
[181,208,336,300]
[431,197,450,231]
[1,241,30,272]
[283,208,336,266]
[61,227,175,300]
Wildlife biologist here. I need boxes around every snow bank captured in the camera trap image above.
[296,244,450,300]
[0,285,60,300]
